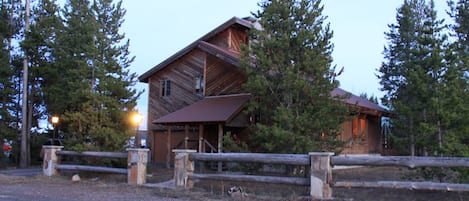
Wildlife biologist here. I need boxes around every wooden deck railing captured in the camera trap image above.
[172,150,469,200]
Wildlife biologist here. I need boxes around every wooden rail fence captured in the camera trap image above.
[42,145,149,185]
[56,150,128,174]
[173,149,469,200]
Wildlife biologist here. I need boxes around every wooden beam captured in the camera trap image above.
[332,155,469,168]
[189,173,309,186]
[217,124,223,172]
[184,124,189,149]
[56,164,127,174]
[57,151,127,159]
[166,126,172,168]
[198,124,203,153]
[190,152,310,165]
[333,181,469,192]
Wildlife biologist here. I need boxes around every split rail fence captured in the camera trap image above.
[173,149,469,200]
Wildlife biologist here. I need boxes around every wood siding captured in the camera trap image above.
[147,50,205,130]
[207,27,248,52]
[341,115,382,155]
[205,54,246,96]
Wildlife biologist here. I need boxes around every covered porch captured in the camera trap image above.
[152,94,250,168]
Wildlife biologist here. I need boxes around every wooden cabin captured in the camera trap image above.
[138,17,388,166]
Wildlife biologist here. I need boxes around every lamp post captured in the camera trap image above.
[51,116,59,145]
[132,112,143,148]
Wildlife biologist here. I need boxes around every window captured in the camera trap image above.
[160,80,171,97]
[195,75,204,94]
[352,116,366,139]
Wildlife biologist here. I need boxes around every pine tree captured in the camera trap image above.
[0,0,21,142]
[240,0,349,154]
[22,0,63,134]
[39,0,141,151]
[444,0,469,157]
[88,0,141,150]
[378,0,448,156]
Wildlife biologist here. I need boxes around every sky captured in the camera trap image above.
[121,0,450,130]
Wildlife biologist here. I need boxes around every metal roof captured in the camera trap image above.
[332,88,388,114]
[153,93,250,124]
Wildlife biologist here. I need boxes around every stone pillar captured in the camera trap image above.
[42,145,64,176]
[127,148,149,185]
[309,152,334,199]
[173,149,196,189]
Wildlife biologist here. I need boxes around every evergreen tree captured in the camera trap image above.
[88,0,141,150]
[444,0,469,157]
[22,0,63,135]
[0,0,21,142]
[378,0,448,156]
[40,0,141,151]
[240,0,349,154]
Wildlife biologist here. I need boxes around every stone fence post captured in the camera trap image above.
[42,145,64,176]
[173,149,196,188]
[127,148,149,185]
[309,152,334,199]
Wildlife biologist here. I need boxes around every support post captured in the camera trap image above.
[217,123,223,172]
[173,149,196,189]
[309,152,334,199]
[127,148,149,185]
[198,124,203,153]
[42,145,64,176]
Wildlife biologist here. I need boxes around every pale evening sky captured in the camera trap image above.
[121,1,450,130]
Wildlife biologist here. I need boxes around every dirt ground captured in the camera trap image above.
[1,166,468,201]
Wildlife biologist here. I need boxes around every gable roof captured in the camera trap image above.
[138,17,253,83]
[332,88,388,115]
[154,93,250,124]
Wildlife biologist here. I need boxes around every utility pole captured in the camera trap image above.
[20,0,31,168]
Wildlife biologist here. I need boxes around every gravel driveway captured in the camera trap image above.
[0,174,222,201]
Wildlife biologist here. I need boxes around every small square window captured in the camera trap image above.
[161,80,171,97]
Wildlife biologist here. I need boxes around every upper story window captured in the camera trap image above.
[195,75,204,94]
[160,79,171,97]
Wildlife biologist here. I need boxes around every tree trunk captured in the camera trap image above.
[19,0,31,168]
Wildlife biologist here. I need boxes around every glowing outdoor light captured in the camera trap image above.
[131,112,143,148]
[132,113,143,125]
[51,116,59,125]
[51,115,59,145]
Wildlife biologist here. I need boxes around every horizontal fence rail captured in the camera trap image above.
[57,150,127,159]
[190,173,310,185]
[56,164,127,174]
[332,155,469,168]
[43,146,149,185]
[175,150,469,200]
[334,181,469,192]
[189,152,310,165]
[56,150,128,174]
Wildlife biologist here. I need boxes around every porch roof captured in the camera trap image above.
[153,93,250,124]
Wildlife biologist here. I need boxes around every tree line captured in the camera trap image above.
[379,0,469,157]
[0,0,141,167]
